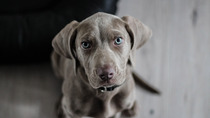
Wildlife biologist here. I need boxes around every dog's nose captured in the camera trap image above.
[96,65,115,81]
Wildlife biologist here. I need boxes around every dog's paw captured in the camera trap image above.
[122,101,137,117]
[56,97,65,118]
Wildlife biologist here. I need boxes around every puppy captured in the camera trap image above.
[51,12,152,118]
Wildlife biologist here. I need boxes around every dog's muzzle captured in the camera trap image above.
[98,85,121,92]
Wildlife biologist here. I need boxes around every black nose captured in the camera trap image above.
[96,65,115,81]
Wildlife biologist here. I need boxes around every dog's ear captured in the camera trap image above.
[52,20,78,59]
[52,20,80,73]
[122,16,152,66]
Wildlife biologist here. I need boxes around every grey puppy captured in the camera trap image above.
[51,12,153,118]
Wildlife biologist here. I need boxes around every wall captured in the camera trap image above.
[117,0,210,118]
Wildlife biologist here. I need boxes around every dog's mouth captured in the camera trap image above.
[88,69,127,92]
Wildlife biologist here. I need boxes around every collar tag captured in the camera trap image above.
[99,87,107,92]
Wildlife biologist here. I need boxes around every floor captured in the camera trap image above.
[1,0,210,118]
[0,64,62,118]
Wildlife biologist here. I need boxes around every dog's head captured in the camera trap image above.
[52,12,152,89]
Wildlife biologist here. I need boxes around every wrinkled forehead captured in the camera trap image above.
[76,14,125,39]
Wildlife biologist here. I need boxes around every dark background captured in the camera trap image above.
[0,0,118,63]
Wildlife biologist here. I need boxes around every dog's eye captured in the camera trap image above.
[114,37,123,45]
[81,41,91,49]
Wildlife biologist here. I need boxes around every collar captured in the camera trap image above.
[98,85,120,92]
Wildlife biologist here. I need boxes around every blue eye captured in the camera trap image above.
[81,41,91,49]
[114,37,123,45]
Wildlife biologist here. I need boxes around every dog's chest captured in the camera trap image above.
[72,90,134,117]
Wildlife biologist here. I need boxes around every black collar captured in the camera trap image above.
[98,85,120,92]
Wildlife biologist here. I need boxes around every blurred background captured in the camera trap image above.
[0,0,210,118]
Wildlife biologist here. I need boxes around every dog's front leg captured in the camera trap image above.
[60,100,81,118]
[121,101,137,117]
[111,112,121,118]
[61,109,82,118]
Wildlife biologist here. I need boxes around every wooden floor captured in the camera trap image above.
[0,0,210,118]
